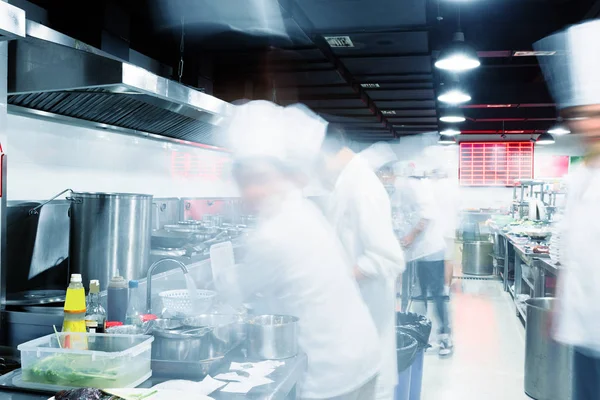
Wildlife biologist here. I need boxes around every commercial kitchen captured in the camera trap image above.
[0,0,594,399]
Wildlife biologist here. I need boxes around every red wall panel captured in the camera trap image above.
[459,142,534,186]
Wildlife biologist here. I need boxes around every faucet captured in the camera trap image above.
[146,258,189,314]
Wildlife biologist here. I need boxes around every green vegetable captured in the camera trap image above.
[25,353,121,386]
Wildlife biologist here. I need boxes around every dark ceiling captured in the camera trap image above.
[18,0,600,143]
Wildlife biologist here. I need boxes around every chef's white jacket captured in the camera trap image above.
[325,156,406,399]
[393,177,446,262]
[555,165,600,353]
[219,191,381,399]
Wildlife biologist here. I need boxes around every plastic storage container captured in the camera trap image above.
[18,333,153,390]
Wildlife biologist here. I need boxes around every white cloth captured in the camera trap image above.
[554,165,600,352]
[219,191,380,399]
[325,156,405,399]
[393,178,446,262]
[359,142,397,171]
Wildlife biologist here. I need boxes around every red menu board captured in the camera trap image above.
[459,142,534,186]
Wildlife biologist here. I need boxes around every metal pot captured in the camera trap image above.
[184,314,245,344]
[152,317,233,362]
[69,192,152,289]
[525,298,574,400]
[246,315,299,360]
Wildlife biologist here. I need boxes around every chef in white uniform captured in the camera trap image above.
[220,101,381,400]
[536,20,600,400]
[319,125,406,400]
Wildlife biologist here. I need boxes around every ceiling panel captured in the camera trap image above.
[331,31,429,56]
[342,55,432,75]
[320,114,381,123]
[300,98,368,108]
[357,74,433,83]
[367,89,435,100]
[388,117,438,123]
[375,100,436,109]
[273,70,346,86]
[386,109,437,117]
[295,0,427,31]
[314,108,375,115]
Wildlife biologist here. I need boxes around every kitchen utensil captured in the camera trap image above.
[159,289,216,317]
[151,230,193,249]
[5,290,65,306]
[69,192,152,290]
[209,241,235,283]
[152,326,229,362]
[246,315,299,360]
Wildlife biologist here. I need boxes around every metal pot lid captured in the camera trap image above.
[5,290,66,306]
[20,305,64,314]
[178,220,204,226]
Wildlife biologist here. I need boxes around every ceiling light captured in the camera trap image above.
[438,134,456,145]
[441,128,461,136]
[440,108,465,123]
[438,87,471,104]
[435,32,480,72]
[536,132,555,145]
[548,125,570,135]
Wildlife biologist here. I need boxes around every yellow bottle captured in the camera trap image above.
[62,274,88,349]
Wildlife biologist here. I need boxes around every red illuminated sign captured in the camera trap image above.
[459,142,534,186]
[170,151,230,180]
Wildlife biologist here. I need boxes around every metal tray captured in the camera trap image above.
[5,290,65,306]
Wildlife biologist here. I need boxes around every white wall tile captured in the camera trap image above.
[5,113,238,200]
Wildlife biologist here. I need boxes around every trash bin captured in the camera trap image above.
[395,332,418,400]
[397,312,432,400]
[524,298,574,400]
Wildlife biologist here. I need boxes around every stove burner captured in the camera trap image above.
[150,247,186,257]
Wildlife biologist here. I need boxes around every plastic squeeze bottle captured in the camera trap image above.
[107,276,128,323]
[85,280,106,333]
[62,273,87,349]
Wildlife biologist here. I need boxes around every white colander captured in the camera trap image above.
[159,289,217,317]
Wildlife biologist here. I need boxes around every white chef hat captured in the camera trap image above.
[535,19,600,110]
[225,100,288,162]
[225,100,327,174]
[359,142,398,171]
[281,103,328,173]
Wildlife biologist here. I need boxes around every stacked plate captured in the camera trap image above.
[549,225,561,263]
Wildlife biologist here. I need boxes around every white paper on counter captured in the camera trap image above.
[104,388,213,400]
[152,375,226,396]
[229,361,281,377]
[220,376,274,394]
[214,372,247,381]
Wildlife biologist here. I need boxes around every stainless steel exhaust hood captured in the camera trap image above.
[8,21,232,146]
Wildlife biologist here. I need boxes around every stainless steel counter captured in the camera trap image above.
[0,349,307,400]
[536,257,560,276]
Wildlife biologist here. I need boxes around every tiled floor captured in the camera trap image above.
[413,278,531,400]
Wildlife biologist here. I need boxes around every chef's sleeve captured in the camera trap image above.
[216,234,282,307]
[354,184,406,281]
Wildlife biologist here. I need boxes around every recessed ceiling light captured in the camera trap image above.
[361,83,380,88]
[438,88,471,104]
[536,132,555,145]
[441,128,461,136]
[513,50,556,57]
[435,32,481,72]
[438,134,456,145]
[440,108,465,123]
[548,125,570,135]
